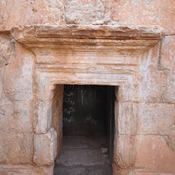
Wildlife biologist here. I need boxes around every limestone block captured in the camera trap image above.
[0,100,33,133]
[113,166,135,175]
[64,0,105,24]
[135,135,175,173]
[34,71,54,101]
[34,100,52,134]
[4,42,33,101]
[114,135,136,169]
[34,127,57,166]
[0,131,33,164]
[137,103,175,136]
[140,44,167,103]
[56,130,63,157]
[118,81,140,102]
[134,171,175,175]
[0,0,65,31]
[51,85,64,133]
[117,102,138,135]
[1,0,175,35]
[0,164,54,175]
[106,0,175,34]
[161,36,175,103]
[0,35,14,65]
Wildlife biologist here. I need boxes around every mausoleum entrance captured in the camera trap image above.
[10,25,164,175]
[54,85,116,174]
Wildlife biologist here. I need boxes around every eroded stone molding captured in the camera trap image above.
[10,25,165,53]
[9,25,166,174]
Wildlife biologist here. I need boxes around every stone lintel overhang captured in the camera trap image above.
[10,25,165,55]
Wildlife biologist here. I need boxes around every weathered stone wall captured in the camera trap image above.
[0,0,175,175]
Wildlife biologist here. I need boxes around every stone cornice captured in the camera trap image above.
[10,25,165,53]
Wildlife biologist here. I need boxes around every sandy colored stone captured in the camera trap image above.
[0,164,54,175]
[64,0,105,24]
[4,42,34,101]
[117,102,138,135]
[114,135,136,169]
[135,135,175,173]
[0,100,33,133]
[34,127,57,166]
[140,43,167,102]
[11,25,164,46]
[137,103,175,136]
[0,0,65,31]
[161,36,175,103]
[51,85,64,156]
[118,77,140,102]
[0,2,174,174]
[34,99,52,134]
[1,0,175,35]
[0,131,33,164]
[106,0,175,35]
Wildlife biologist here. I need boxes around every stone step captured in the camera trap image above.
[54,164,112,175]
[56,148,109,166]
[62,136,107,149]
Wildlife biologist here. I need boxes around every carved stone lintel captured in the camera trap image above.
[10,25,165,53]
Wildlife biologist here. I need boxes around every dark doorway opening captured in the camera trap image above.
[54,85,116,175]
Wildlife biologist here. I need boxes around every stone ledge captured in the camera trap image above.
[10,25,165,53]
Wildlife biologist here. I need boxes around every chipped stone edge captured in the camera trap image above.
[10,25,165,43]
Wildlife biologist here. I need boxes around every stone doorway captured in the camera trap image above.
[54,85,116,174]
[10,25,164,175]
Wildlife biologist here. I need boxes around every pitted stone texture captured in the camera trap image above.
[4,42,34,101]
[1,0,175,35]
[106,0,175,35]
[64,0,105,24]
[0,35,33,133]
[140,44,167,103]
[54,164,112,175]
[137,103,175,136]
[0,100,33,133]
[34,127,57,166]
[163,135,175,153]
[117,102,138,135]
[55,135,112,175]
[135,135,175,173]
[0,34,14,68]
[0,0,65,31]
[56,148,108,166]
[114,135,136,169]
[34,99,52,134]
[0,164,54,175]
[0,131,33,164]
[161,36,175,103]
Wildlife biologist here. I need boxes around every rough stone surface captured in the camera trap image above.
[0,164,54,175]
[1,0,175,35]
[114,135,136,169]
[54,135,112,175]
[0,0,65,31]
[161,36,175,103]
[106,0,175,35]
[139,43,167,103]
[34,127,57,166]
[135,135,175,173]
[0,131,33,164]
[4,42,34,101]
[0,1,175,175]
[64,0,106,24]
[137,103,175,136]
[117,102,138,135]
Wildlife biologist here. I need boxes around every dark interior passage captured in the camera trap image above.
[54,85,115,175]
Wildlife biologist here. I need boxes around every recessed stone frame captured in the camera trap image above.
[11,25,165,174]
